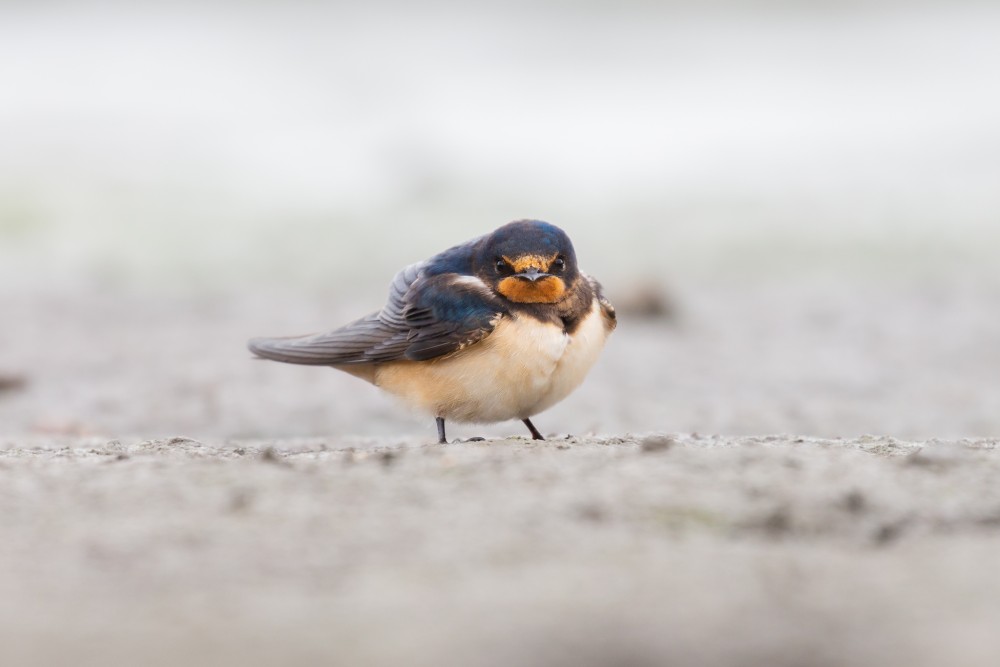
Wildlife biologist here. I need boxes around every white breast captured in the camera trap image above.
[372,301,610,424]
[528,300,610,415]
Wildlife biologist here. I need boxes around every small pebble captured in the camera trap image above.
[640,435,676,453]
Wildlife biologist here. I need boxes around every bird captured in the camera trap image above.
[248,219,616,443]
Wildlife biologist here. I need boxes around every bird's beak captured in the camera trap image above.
[516,267,550,282]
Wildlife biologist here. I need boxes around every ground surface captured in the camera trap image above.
[3,278,1000,666]
[4,277,1000,441]
[2,434,1000,667]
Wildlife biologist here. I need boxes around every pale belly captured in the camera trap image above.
[370,302,610,423]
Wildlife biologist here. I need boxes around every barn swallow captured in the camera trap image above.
[248,219,616,443]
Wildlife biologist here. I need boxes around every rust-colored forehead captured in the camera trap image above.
[502,253,560,273]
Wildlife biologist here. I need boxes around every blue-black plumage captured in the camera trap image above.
[248,219,616,442]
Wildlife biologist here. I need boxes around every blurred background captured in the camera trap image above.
[2,0,999,440]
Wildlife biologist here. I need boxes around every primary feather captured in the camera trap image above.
[248,254,504,366]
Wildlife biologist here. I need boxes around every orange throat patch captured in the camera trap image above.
[497,276,567,303]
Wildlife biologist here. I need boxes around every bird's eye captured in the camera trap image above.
[553,257,566,271]
[495,259,508,272]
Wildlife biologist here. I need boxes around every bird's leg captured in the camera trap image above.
[522,418,545,441]
[436,417,448,444]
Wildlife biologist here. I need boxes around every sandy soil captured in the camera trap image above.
[2,434,1000,667]
[2,277,1000,666]
[3,277,1000,441]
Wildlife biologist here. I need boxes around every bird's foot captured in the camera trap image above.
[436,417,489,443]
[522,418,545,441]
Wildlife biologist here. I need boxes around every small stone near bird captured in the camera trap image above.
[640,435,676,453]
[615,281,677,321]
[0,374,27,393]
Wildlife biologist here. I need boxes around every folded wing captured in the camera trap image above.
[248,264,504,366]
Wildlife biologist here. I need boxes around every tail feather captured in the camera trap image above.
[247,311,394,366]
[248,334,353,366]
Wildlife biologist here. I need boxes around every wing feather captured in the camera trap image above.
[249,262,504,366]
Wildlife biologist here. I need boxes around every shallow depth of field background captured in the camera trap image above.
[3,6,1000,667]
[2,0,999,440]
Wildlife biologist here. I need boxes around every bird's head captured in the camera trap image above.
[476,220,579,304]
